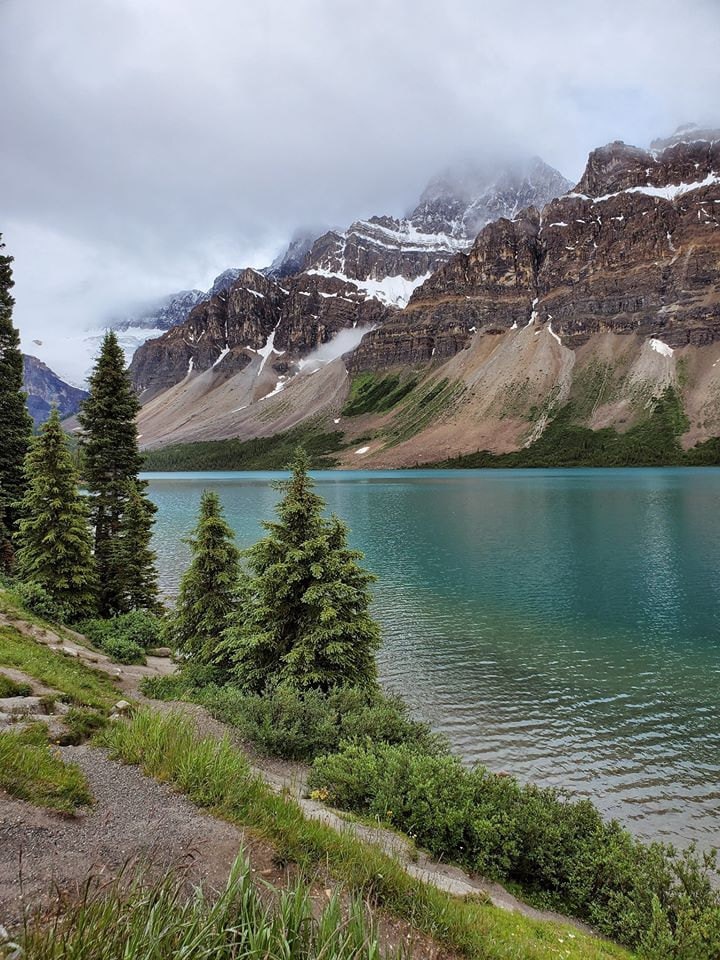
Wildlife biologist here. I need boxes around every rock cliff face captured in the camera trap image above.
[130,267,388,398]
[130,157,570,397]
[351,128,720,370]
[22,355,88,426]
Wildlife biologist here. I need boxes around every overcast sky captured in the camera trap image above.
[2,0,719,350]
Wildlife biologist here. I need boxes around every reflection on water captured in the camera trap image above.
[143,467,720,851]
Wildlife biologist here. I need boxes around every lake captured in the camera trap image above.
[142,468,720,852]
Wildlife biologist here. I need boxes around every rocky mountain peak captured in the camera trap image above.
[574,129,720,198]
[298,155,570,307]
[650,123,720,151]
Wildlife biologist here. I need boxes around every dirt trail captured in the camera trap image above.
[0,743,270,927]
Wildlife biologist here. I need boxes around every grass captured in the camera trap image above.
[0,722,93,813]
[343,372,419,417]
[0,672,32,697]
[99,708,632,960]
[0,622,119,709]
[0,584,77,640]
[386,377,465,446]
[141,424,347,471]
[21,853,396,960]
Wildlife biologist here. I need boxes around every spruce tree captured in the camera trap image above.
[166,490,240,669]
[78,330,150,615]
[230,448,380,692]
[119,483,160,612]
[0,234,33,568]
[15,408,97,620]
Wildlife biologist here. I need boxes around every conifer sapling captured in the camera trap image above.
[166,490,240,671]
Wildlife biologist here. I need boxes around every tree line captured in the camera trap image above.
[0,233,158,621]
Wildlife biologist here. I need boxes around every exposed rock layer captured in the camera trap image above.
[351,131,720,370]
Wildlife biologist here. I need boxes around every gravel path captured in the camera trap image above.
[0,743,281,927]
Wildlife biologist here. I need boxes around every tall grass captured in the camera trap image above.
[98,709,631,960]
[21,854,393,960]
[0,723,93,813]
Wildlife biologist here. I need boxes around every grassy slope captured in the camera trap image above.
[0,601,631,957]
[0,722,93,813]
[0,622,118,709]
[432,387,720,468]
[0,591,118,812]
[101,708,632,960]
[141,424,347,471]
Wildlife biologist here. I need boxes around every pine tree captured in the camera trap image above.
[166,490,240,669]
[78,330,150,615]
[0,234,33,569]
[230,448,380,692]
[119,483,160,612]
[15,408,97,620]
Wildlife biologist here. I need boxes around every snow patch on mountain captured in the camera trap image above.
[306,268,431,308]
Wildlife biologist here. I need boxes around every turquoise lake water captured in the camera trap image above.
[142,468,720,851]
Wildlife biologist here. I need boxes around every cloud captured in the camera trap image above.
[1,0,719,349]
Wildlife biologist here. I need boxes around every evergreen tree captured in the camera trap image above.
[15,408,97,620]
[166,490,240,668]
[78,330,150,614]
[230,448,380,692]
[0,234,33,568]
[119,483,160,612]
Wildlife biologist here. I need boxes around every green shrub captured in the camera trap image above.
[80,611,162,651]
[101,635,146,665]
[79,611,164,663]
[0,672,32,697]
[309,740,720,956]
[14,580,70,623]
[140,674,187,700]
[140,663,220,701]
[110,610,162,648]
[197,683,438,762]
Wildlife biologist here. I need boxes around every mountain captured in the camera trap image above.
[299,157,571,307]
[129,156,571,405]
[133,127,720,465]
[22,355,88,427]
[265,231,318,279]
